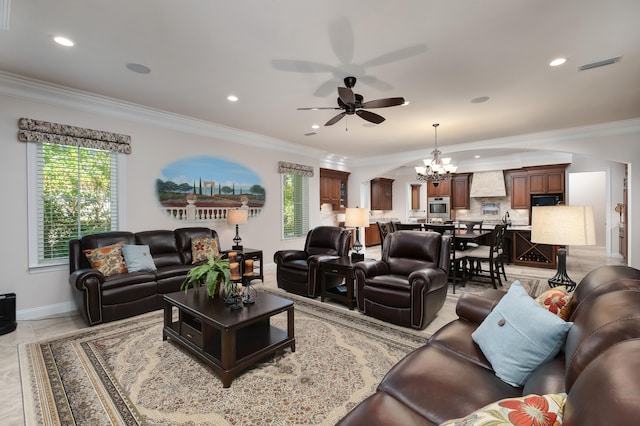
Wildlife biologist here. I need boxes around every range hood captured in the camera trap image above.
[469,170,507,197]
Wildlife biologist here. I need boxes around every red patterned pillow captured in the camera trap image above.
[191,237,219,263]
[535,286,572,321]
[83,242,127,277]
[440,393,566,426]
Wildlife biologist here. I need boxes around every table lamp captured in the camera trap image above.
[345,207,369,262]
[531,205,596,290]
[227,209,248,251]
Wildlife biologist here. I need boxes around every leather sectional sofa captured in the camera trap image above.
[338,264,640,425]
[69,227,220,326]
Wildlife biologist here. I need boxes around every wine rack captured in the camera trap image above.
[512,230,558,269]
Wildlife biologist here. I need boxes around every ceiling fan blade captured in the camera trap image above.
[297,107,340,110]
[338,87,355,105]
[361,97,406,109]
[356,110,385,124]
[271,59,336,73]
[361,44,428,68]
[325,112,347,126]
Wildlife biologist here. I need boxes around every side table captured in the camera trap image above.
[319,257,366,310]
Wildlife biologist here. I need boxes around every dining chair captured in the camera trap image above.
[395,223,423,231]
[462,224,508,289]
[424,224,467,293]
[376,221,394,243]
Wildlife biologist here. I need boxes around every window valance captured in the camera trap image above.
[18,117,132,154]
[278,161,314,177]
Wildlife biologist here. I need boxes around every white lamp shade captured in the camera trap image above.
[344,207,369,228]
[531,205,596,246]
[227,209,248,225]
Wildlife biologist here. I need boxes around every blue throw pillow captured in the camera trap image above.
[122,244,157,273]
[472,281,573,387]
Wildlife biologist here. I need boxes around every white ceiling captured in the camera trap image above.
[1,1,639,169]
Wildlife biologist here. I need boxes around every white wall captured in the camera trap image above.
[0,84,324,319]
[568,171,607,249]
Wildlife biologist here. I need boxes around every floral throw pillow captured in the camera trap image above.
[191,237,219,264]
[535,286,572,321]
[439,393,566,426]
[83,242,127,277]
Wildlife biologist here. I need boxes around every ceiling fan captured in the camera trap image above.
[297,76,406,126]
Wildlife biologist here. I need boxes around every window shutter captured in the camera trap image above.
[34,142,119,264]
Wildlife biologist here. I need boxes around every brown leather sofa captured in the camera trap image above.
[69,227,220,326]
[354,230,451,329]
[273,226,352,297]
[338,264,640,425]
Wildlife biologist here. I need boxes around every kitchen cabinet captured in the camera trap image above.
[508,165,567,209]
[509,229,558,269]
[510,171,530,209]
[371,178,394,210]
[320,168,350,211]
[527,165,567,194]
[451,174,470,209]
[364,223,381,247]
[426,179,451,197]
[410,184,422,210]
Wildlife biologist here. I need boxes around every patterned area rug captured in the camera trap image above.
[19,294,427,426]
[19,274,545,426]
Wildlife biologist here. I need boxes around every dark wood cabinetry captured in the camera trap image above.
[426,179,451,197]
[320,168,349,211]
[410,184,422,210]
[529,166,565,194]
[509,230,557,269]
[371,178,394,210]
[509,165,568,209]
[510,171,530,209]
[451,174,470,209]
[365,223,381,247]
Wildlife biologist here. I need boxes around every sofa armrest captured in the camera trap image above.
[455,289,505,324]
[273,250,307,264]
[69,268,105,326]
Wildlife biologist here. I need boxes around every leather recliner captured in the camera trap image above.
[354,230,451,329]
[273,226,352,297]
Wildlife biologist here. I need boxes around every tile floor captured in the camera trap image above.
[0,246,624,425]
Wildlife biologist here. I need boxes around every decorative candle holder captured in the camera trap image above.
[229,262,241,281]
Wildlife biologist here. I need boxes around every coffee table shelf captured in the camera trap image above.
[163,289,295,387]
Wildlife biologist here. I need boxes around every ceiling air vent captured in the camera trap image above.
[304,132,317,136]
[578,56,622,71]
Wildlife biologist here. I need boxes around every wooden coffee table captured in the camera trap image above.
[163,289,295,387]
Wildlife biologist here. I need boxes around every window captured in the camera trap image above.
[28,142,121,267]
[282,173,309,239]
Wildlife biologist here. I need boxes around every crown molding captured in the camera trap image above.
[0,71,324,158]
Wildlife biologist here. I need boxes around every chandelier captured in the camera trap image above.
[415,123,457,187]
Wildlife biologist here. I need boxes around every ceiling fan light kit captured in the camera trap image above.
[298,76,405,126]
[415,123,457,187]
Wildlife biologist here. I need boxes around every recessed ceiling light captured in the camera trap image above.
[227,95,238,102]
[474,155,481,159]
[52,36,74,47]
[402,101,410,106]
[311,124,320,129]
[549,57,567,67]
[126,63,151,74]
[471,96,490,104]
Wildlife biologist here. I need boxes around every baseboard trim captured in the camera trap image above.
[17,301,77,321]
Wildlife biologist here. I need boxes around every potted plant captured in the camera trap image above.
[181,254,231,299]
